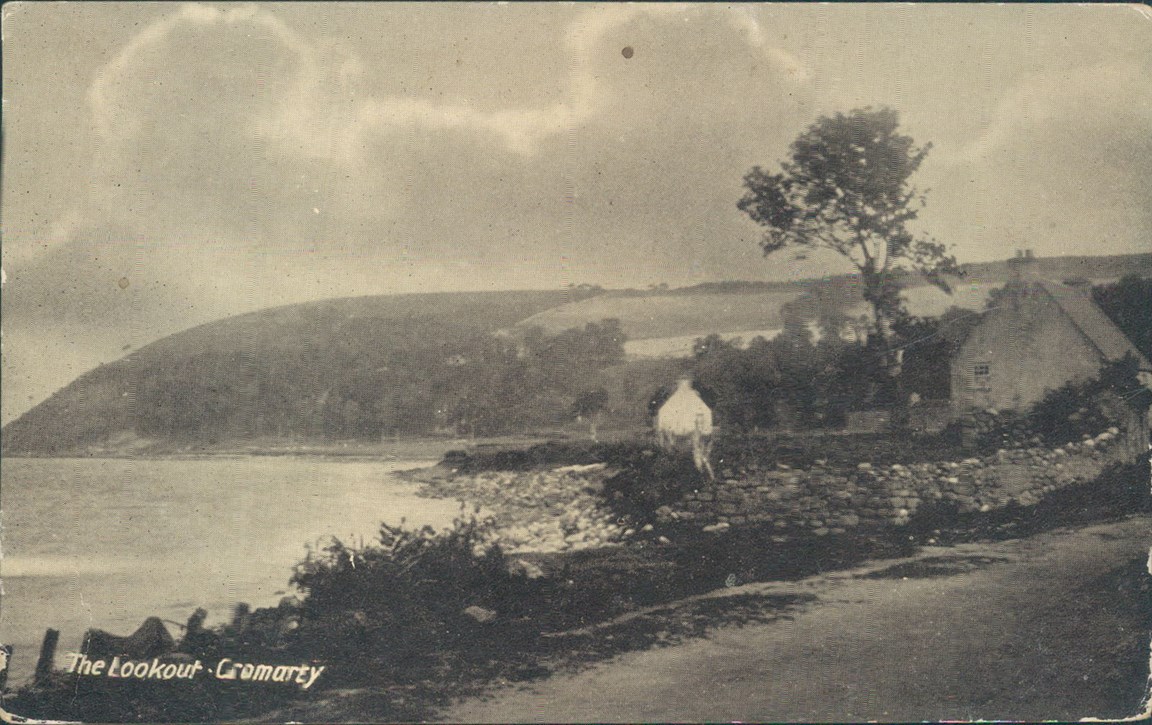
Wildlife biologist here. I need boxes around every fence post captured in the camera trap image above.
[34,628,59,685]
[0,644,11,692]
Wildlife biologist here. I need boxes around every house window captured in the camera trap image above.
[973,363,991,387]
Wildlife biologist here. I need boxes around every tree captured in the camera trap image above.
[737,107,960,366]
[571,388,610,441]
[891,307,982,402]
[691,336,779,431]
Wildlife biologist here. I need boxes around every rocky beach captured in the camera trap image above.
[407,463,631,554]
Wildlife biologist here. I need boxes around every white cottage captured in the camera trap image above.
[656,378,713,439]
[656,379,716,478]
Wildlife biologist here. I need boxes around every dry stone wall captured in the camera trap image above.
[671,426,1133,535]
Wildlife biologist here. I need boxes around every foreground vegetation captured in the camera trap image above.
[8,449,1148,722]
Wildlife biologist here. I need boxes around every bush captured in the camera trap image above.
[975,356,1150,450]
[442,440,620,473]
[288,516,540,681]
[600,446,705,524]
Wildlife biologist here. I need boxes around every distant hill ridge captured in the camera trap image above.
[519,253,1152,339]
[1,289,599,454]
[4,253,1149,454]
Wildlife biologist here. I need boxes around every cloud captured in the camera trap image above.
[89,4,272,142]
[13,2,1149,424]
[268,3,811,159]
[75,4,369,250]
[942,59,1152,167]
[63,1,817,268]
[914,56,1152,260]
[22,1,815,274]
[306,4,653,157]
[726,6,809,83]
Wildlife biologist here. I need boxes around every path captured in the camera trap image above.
[440,514,1152,723]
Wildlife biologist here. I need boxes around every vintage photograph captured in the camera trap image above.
[2,2,1151,722]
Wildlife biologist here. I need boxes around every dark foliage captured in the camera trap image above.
[442,440,638,474]
[1092,274,1152,361]
[600,447,706,524]
[2,292,627,451]
[287,517,545,681]
[974,356,1151,449]
[892,307,982,401]
[738,107,960,360]
[680,306,977,433]
[688,334,780,429]
[571,389,609,419]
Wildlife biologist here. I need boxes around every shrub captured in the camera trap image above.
[600,446,705,524]
[288,516,540,681]
[975,356,1150,450]
[442,440,615,473]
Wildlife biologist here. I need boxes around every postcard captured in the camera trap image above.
[2,3,1150,722]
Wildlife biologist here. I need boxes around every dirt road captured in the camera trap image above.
[440,514,1152,723]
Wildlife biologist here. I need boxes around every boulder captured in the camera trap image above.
[82,617,174,660]
[507,558,546,579]
[462,605,498,624]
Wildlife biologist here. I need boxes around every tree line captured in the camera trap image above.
[132,319,627,441]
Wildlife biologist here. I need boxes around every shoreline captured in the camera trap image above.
[0,454,478,688]
[0,433,579,464]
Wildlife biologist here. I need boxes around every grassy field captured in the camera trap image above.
[516,290,800,340]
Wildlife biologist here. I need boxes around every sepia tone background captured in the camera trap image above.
[3,2,1151,424]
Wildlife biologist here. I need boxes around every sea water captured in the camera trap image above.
[0,456,469,684]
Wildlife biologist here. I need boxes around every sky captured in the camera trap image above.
[2,2,1151,423]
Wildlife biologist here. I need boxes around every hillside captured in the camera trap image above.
[1,290,602,455]
[957,253,1152,284]
[517,290,801,341]
[524,253,1152,357]
[5,253,1149,455]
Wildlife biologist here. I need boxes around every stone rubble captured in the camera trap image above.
[418,463,628,554]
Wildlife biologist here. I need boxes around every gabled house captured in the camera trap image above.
[951,250,1152,417]
[656,377,714,442]
[655,377,716,478]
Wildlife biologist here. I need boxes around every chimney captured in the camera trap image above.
[1007,248,1039,282]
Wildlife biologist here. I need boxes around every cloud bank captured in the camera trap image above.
[2,2,1150,421]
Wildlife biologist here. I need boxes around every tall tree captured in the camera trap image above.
[737,107,960,365]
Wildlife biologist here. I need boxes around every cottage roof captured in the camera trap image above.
[656,379,713,436]
[1038,280,1152,371]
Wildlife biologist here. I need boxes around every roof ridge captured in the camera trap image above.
[1036,280,1151,370]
